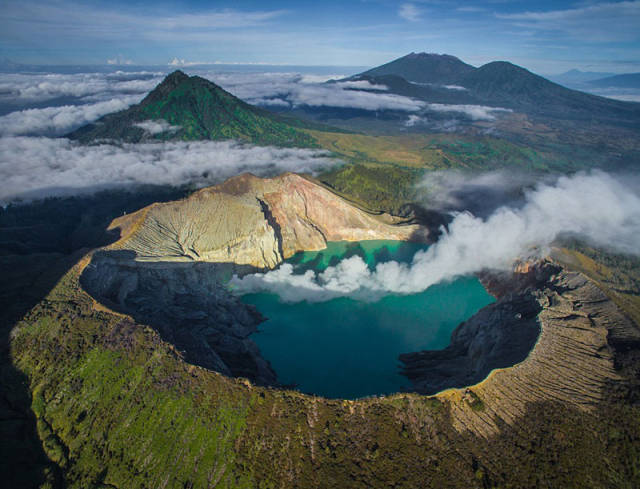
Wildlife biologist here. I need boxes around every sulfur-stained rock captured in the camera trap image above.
[109,172,424,269]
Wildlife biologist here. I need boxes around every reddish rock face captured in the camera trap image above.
[109,172,425,269]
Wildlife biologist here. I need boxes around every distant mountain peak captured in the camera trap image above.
[407,52,464,61]
[360,52,475,85]
[141,70,195,104]
[354,53,640,126]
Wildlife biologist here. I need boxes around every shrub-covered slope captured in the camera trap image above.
[68,71,318,147]
[9,252,640,488]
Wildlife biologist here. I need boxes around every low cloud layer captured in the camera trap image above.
[0,96,141,136]
[0,137,339,203]
[134,119,181,134]
[0,68,510,140]
[404,104,512,128]
[204,70,424,112]
[426,103,512,121]
[0,69,427,137]
[232,171,640,302]
[0,71,162,107]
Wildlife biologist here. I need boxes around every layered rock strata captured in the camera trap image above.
[401,260,640,438]
[110,172,423,269]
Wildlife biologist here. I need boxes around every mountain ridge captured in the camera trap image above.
[359,51,476,85]
[355,53,640,126]
[68,70,319,147]
[589,72,640,89]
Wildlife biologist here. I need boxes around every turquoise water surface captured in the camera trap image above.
[242,240,494,399]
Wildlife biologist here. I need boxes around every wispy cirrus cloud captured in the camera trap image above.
[2,1,286,34]
[496,1,640,42]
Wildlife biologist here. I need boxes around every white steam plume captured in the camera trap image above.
[231,171,640,302]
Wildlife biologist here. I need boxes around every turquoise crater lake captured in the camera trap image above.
[241,240,495,399]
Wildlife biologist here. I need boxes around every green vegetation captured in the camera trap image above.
[320,163,420,214]
[3,65,640,487]
[12,267,254,488]
[68,71,319,148]
[554,242,640,326]
[311,130,596,213]
[6,258,640,488]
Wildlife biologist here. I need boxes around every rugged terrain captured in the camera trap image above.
[2,54,640,488]
[77,173,422,393]
[107,172,421,268]
[8,223,640,488]
[1,169,638,488]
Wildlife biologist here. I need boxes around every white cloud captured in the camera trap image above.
[426,103,512,120]
[0,137,340,203]
[288,83,424,111]
[496,1,640,42]
[399,3,422,22]
[404,115,422,127]
[107,55,134,65]
[336,80,388,91]
[443,85,468,91]
[0,96,141,136]
[0,69,426,142]
[0,71,162,104]
[201,71,424,112]
[134,119,181,134]
[231,171,640,302]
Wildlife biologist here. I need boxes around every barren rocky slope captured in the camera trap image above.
[11,245,640,488]
[402,259,640,439]
[108,172,422,268]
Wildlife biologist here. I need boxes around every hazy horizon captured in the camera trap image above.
[2,1,639,74]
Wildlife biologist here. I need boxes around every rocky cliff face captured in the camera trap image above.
[400,260,640,438]
[80,173,424,386]
[109,173,423,270]
[81,251,277,385]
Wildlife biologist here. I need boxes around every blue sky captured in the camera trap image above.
[1,0,639,74]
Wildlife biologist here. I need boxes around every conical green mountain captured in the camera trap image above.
[68,70,317,147]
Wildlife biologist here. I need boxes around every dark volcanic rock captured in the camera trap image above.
[400,284,542,395]
[400,257,640,432]
[81,250,277,386]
